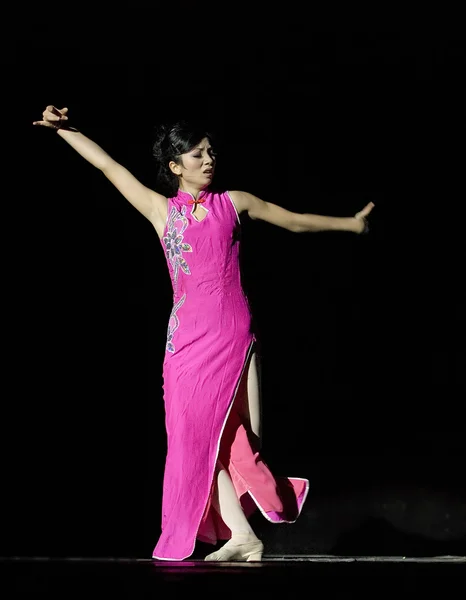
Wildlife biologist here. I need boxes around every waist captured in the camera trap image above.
[175,278,245,297]
[172,287,251,310]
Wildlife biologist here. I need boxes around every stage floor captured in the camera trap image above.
[2,555,465,597]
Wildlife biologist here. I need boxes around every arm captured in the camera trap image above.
[33,106,167,233]
[229,190,374,234]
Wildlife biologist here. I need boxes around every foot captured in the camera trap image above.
[204,534,264,562]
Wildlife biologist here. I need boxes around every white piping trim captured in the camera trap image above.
[191,204,209,222]
[161,200,171,236]
[226,191,241,225]
[246,477,310,524]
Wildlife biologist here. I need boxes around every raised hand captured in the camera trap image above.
[33,105,69,129]
[354,201,375,234]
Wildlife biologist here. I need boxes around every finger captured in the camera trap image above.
[59,107,69,118]
[358,202,375,218]
[45,105,60,115]
[43,106,68,121]
[33,120,57,128]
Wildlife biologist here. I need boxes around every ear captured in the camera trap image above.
[169,160,182,176]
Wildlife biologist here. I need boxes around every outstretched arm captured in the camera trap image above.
[33,106,167,234]
[229,190,374,234]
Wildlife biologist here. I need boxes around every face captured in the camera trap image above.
[169,137,216,191]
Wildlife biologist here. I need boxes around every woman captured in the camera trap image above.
[33,106,374,561]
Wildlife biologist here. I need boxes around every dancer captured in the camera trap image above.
[33,105,374,561]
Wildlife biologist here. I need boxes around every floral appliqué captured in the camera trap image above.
[163,205,192,289]
[166,294,186,353]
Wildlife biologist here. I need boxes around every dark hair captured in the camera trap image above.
[152,120,215,197]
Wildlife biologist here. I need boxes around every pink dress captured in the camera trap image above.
[152,188,309,560]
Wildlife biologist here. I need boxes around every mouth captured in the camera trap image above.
[203,169,213,177]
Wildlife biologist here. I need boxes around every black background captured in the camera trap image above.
[2,18,465,558]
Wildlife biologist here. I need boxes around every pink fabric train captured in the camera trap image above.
[152,188,309,560]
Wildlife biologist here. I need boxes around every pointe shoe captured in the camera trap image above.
[204,536,264,562]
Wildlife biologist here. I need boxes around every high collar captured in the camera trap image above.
[176,188,209,204]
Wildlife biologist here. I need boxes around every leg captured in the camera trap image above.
[211,461,255,536]
[205,461,264,561]
[204,350,264,561]
[239,351,262,449]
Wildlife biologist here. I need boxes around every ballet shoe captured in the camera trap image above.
[204,535,264,562]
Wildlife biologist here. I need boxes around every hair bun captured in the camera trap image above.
[152,122,172,161]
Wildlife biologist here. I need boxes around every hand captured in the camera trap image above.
[33,105,69,130]
[353,201,375,234]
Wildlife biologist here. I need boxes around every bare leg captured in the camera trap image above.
[246,352,262,446]
[237,351,262,449]
[212,462,255,535]
[205,462,264,561]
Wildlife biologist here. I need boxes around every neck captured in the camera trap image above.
[178,184,205,199]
